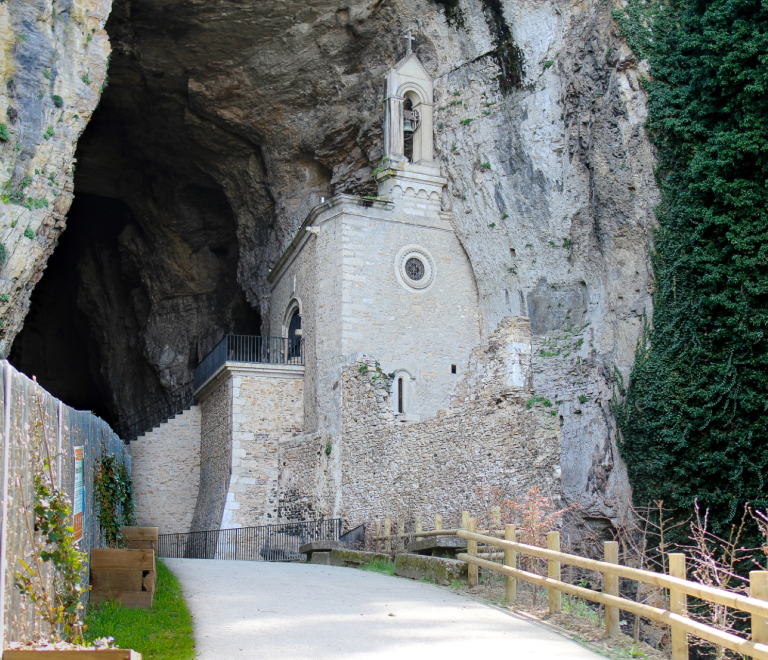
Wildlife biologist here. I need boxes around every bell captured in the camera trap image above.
[403,119,415,133]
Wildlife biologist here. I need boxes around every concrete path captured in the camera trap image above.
[166,559,604,659]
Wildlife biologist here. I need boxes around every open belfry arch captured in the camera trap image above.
[130,39,563,535]
[383,34,435,165]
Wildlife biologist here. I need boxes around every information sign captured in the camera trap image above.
[73,446,84,543]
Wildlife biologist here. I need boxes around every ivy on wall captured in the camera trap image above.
[613,0,768,536]
[94,448,136,548]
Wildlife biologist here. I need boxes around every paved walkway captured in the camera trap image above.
[166,559,604,659]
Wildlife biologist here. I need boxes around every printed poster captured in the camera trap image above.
[73,446,84,543]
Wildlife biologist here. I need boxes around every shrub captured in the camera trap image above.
[23,227,35,239]
[94,449,136,547]
[51,94,63,107]
[0,124,9,141]
[613,0,768,539]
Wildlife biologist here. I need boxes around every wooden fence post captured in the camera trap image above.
[384,519,391,554]
[462,510,470,530]
[604,541,620,636]
[751,571,768,646]
[669,553,688,660]
[416,518,423,541]
[435,514,443,531]
[399,517,405,551]
[504,524,517,604]
[492,506,501,528]
[547,531,562,614]
[468,518,478,587]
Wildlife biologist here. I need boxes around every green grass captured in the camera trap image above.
[359,558,395,575]
[84,560,194,660]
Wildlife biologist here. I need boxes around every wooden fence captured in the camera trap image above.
[371,511,768,660]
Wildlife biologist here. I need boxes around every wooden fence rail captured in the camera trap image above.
[367,511,768,660]
[454,527,768,660]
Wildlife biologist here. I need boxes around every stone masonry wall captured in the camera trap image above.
[278,317,563,527]
[279,432,341,521]
[129,405,201,534]
[270,197,482,431]
[222,368,304,528]
[268,227,324,434]
[190,376,231,532]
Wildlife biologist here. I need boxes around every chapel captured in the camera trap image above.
[129,46,552,535]
[267,47,482,431]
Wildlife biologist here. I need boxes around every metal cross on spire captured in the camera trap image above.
[403,29,415,54]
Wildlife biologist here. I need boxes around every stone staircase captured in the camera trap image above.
[128,405,201,534]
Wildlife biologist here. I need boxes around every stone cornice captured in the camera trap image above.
[194,361,305,401]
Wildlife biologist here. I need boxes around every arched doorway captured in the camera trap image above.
[287,307,302,361]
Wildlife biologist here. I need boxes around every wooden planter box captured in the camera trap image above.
[122,527,158,554]
[4,651,141,659]
[90,549,155,609]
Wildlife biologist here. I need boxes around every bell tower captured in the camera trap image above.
[378,33,447,202]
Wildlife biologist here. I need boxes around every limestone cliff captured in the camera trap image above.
[5,0,657,521]
[0,0,111,353]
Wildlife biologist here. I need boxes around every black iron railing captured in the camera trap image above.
[158,518,342,562]
[193,334,304,391]
[115,382,196,443]
[340,523,366,550]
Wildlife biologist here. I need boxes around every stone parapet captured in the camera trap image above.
[395,554,468,585]
[310,549,389,567]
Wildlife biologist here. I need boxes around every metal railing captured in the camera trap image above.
[115,382,196,443]
[158,519,342,562]
[340,523,366,550]
[194,334,304,391]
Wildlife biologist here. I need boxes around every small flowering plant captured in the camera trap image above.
[14,393,88,643]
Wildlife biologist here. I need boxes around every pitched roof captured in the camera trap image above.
[394,52,431,80]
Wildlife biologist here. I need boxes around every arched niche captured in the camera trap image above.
[401,87,429,163]
[383,53,435,164]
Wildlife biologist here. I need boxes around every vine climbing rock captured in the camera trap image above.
[0,0,111,355]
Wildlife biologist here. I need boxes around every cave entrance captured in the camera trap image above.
[9,194,131,424]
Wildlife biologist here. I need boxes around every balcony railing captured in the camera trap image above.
[115,382,196,443]
[193,334,304,392]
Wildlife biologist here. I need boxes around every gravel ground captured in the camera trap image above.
[165,559,605,660]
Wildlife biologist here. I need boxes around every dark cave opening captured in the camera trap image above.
[9,194,131,425]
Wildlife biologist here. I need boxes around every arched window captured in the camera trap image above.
[287,308,302,360]
[403,96,415,162]
[392,369,413,417]
[402,91,421,163]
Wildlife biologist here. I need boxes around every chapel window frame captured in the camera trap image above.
[391,369,414,417]
[283,298,303,362]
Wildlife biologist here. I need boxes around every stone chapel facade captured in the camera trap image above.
[129,52,564,534]
[268,52,481,430]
